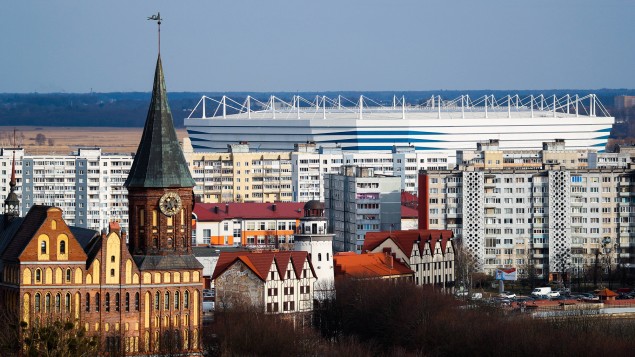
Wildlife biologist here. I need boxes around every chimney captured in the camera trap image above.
[225,204,229,213]
[418,172,430,230]
[272,204,277,211]
[214,206,219,214]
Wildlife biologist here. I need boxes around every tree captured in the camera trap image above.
[20,318,98,357]
[35,133,46,146]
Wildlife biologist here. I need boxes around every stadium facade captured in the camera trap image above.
[185,94,614,154]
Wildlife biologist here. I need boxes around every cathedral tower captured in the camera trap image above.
[124,55,201,270]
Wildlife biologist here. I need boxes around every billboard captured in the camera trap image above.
[495,268,517,281]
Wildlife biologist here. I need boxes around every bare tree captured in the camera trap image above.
[35,133,47,146]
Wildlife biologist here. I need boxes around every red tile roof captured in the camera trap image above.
[401,191,418,208]
[211,250,314,281]
[333,252,414,279]
[400,205,418,219]
[363,229,454,258]
[194,202,305,222]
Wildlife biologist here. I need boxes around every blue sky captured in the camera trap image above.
[1,0,633,93]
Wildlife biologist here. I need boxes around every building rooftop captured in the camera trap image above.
[333,251,413,279]
[194,202,304,221]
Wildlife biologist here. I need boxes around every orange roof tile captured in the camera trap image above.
[333,252,414,279]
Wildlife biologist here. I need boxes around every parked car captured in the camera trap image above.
[531,287,552,297]
[499,291,517,299]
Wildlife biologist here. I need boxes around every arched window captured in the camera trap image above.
[45,293,51,312]
[86,293,90,312]
[115,293,120,312]
[65,293,71,313]
[184,291,189,309]
[154,292,160,310]
[35,293,41,312]
[135,292,140,311]
[55,293,61,313]
[60,240,66,254]
[35,269,42,283]
[164,292,170,310]
[125,293,130,312]
[318,253,322,261]
[110,269,115,277]
[40,241,47,255]
[95,293,100,312]
[105,293,110,312]
[65,269,71,282]
[175,291,180,310]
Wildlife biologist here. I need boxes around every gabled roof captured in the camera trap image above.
[194,202,304,222]
[363,229,454,258]
[1,205,52,261]
[125,55,195,188]
[333,252,414,279]
[211,250,313,281]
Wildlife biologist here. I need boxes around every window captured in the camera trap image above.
[86,293,90,311]
[105,293,110,312]
[115,293,120,312]
[54,294,60,312]
[111,255,115,263]
[60,241,66,254]
[318,253,322,261]
[125,293,130,312]
[96,293,100,312]
[35,293,41,312]
[155,292,160,310]
[41,241,47,254]
[65,293,71,313]
[175,291,180,310]
[184,291,189,309]
[164,292,170,310]
[35,269,42,283]
[66,269,71,282]
[44,294,51,312]
[135,292,140,311]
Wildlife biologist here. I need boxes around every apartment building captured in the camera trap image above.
[421,167,635,279]
[184,141,294,203]
[0,147,132,231]
[325,166,402,253]
[291,143,452,202]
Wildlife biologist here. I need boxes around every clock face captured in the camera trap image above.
[159,192,182,216]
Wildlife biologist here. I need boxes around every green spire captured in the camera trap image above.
[125,55,195,188]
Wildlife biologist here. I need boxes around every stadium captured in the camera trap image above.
[184,94,614,153]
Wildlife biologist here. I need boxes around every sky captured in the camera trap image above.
[1,0,634,93]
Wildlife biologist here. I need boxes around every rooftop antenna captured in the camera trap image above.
[147,12,163,54]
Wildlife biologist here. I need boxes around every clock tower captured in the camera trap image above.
[124,54,200,268]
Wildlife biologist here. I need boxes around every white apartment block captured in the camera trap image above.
[422,168,634,279]
[325,166,402,253]
[292,143,452,202]
[1,148,132,231]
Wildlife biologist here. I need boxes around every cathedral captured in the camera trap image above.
[0,55,204,355]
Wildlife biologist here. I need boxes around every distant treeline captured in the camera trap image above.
[1,89,635,129]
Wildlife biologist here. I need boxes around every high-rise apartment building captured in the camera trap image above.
[325,166,402,253]
[0,147,132,231]
[421,161,635,279]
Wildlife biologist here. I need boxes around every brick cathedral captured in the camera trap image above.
[0,55,204,355]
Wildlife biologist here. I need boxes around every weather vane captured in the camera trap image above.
[147,12,163,54]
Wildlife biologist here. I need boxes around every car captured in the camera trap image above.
[547,291,560,298]
[499,291,517,299]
